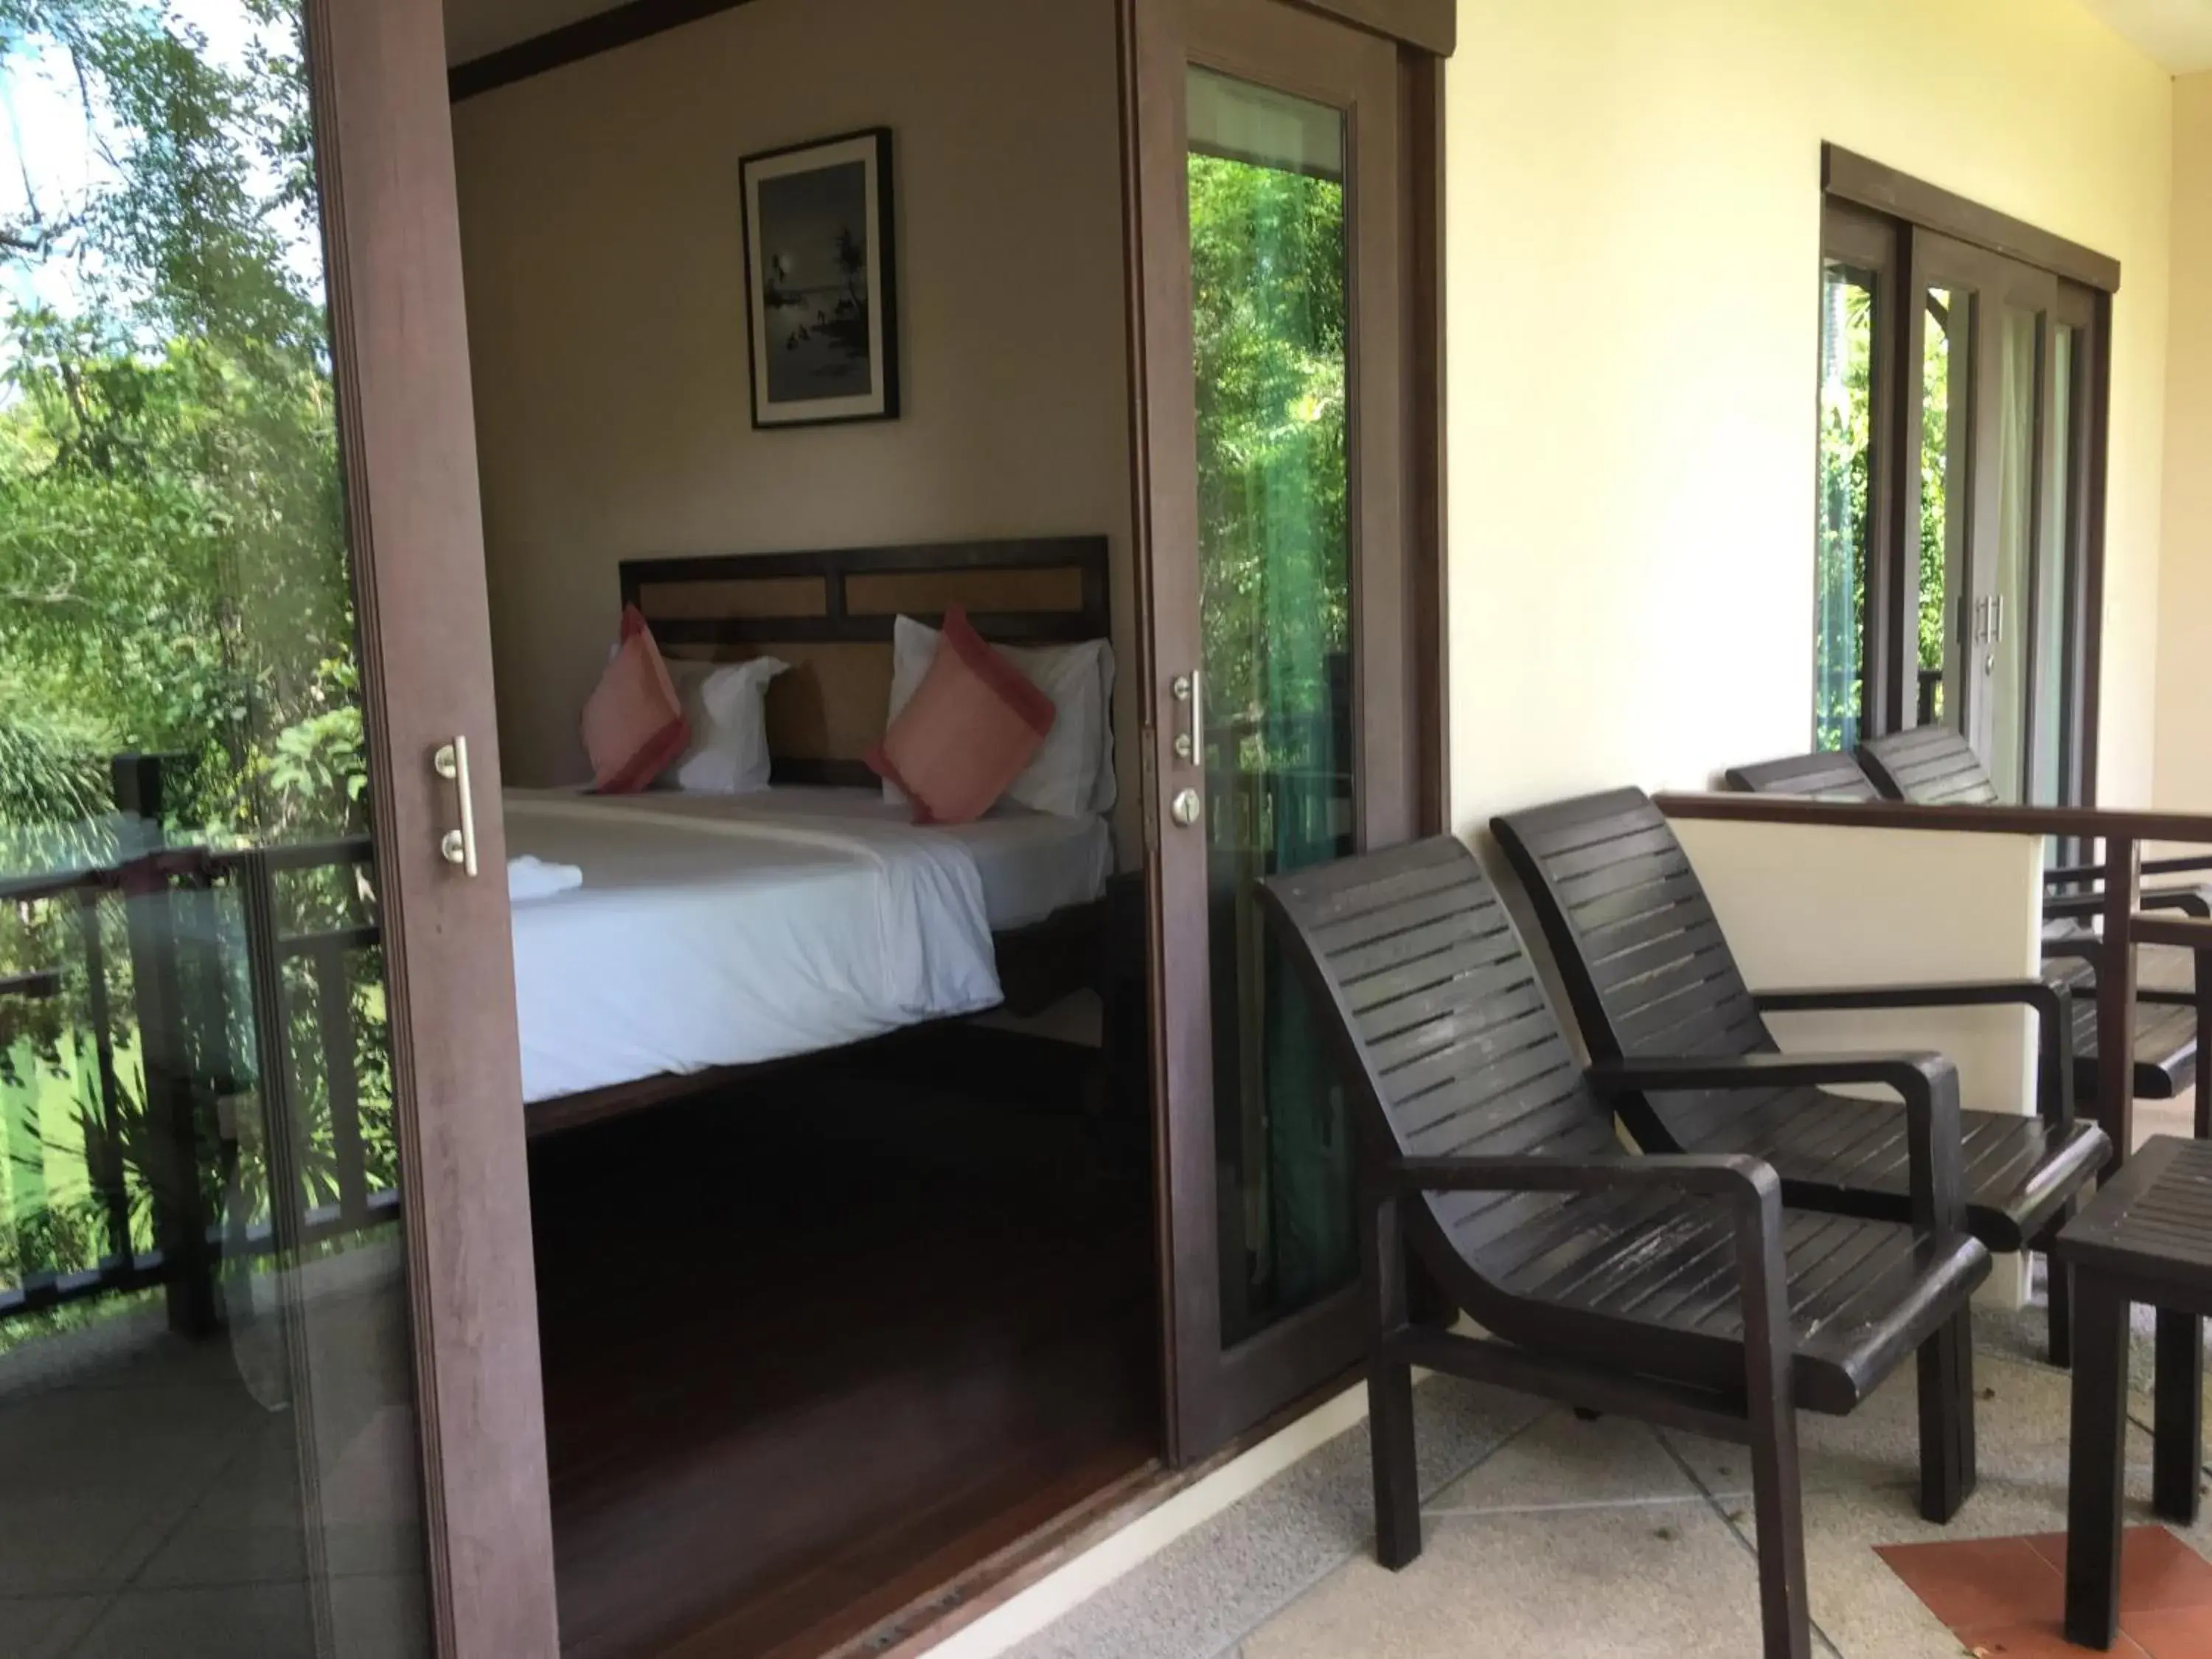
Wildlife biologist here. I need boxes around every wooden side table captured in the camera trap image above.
[2059,1135,2212,1649]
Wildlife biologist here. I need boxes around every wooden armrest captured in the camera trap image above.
[1755,979,2073,1129]
[1590,1052,1964,1237]
[2130,915,2212,954]
[1653,793,2212,845]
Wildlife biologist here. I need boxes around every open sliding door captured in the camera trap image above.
[1124,0,1448,1461]
[0,0,555,1652]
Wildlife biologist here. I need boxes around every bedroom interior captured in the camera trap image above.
[445,0,1161,1654]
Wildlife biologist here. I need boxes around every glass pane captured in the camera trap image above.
[1815,261,1875,751]
[1187,69,1357,1347]
[1987,306,2040,803]
[0,6,428,1652]
[1919,287,1973,728]
[2029,324,2076,806]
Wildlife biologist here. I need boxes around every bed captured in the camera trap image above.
[512,537,1117,1138]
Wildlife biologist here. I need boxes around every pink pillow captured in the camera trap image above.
[866,605,1054,825]
[582,606,689,793]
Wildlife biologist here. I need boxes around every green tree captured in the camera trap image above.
[0,1,386,1322]
[1187,153,1347,762]
[0,0,358,843]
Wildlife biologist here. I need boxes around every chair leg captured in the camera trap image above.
[2153,1309,2204,1526]
[1369,1354,1422,1570]
[2048,1252,2075,1370]
[2041,1199,2080,1370]
[1748,1396,1812,1659]
[2065,1273,2129,1649]
[1361,1186,1422,1571]
[1916,1308,1978,1524]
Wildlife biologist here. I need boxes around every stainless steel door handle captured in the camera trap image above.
[434,736,479,877]
[1171,669,1203,766]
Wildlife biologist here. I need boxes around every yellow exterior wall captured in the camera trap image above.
[1444,0,2176,830]
[2156,71,2212,810]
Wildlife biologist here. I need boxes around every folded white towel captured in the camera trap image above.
[508,855,583,902]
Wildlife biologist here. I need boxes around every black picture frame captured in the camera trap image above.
[739,127,900,428]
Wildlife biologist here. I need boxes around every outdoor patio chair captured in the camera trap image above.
[1857,726,2212,1005]
[1492,788,2108,1365]
[1726,745,2202,1088]
[1256,836,1990,1659]
[1723,751,1882,801]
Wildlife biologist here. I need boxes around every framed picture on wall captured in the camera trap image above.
[740,128,900,428]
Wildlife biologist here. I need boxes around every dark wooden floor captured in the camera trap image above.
[529,1033,1159,1659]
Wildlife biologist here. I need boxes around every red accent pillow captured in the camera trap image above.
[866,605,1055,825]
[582,606,689,793]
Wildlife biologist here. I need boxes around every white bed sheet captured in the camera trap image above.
[716,787,1113,931]
[504,789,1111,1103]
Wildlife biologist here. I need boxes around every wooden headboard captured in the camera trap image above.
[620,537,1111,787]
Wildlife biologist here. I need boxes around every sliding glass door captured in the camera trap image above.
[1914,234,2067,804]
[0,1,554,1652]
[1815,178,2106,807]
[1129,0,1437,1461]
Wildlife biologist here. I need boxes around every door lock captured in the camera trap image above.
[1170,787,1203,828]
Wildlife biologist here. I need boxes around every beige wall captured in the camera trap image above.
[451,0,1135,826]
[1443,0,2177,832]
[2156,71,2212,809]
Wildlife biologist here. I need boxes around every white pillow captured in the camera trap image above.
[663,657,787,794]
[885,617,1116,817]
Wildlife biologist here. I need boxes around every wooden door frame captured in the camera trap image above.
[1120,0,1450,1466]
[1820,145,2117,808]
[1817,201,1903,740]
[310,1,560,1652]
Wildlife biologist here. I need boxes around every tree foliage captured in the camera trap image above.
[0,1,383,1314]
[1813,277,1871,752]
[1187,153,1347,761]
[0,0,358,844]
[1813,280,1959,748]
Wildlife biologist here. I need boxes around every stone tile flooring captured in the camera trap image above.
[1006,1105,2212,1659]
[1014,1335,2212,1659]
[0,1248,429,1659]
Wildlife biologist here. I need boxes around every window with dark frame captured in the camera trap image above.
[1812,146,2115,809]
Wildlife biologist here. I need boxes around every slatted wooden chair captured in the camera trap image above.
[1725,751,1882,801]
[1257,837,1990,1659]
[1859,726,2212,986]
[1745,740,2205,1208]
[1726,745,2200,1116]
[1492,788,2109,1365]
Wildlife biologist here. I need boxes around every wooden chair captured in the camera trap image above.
[1492,788,2109,1364]
[1256,836,1990,1659]
[1724,751,1882,801]
[1858,726,2212,995]
[1738,742,2207,1212]
[1727,746,2200,1091]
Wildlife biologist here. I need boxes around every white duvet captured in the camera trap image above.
[504,791,1004,1102]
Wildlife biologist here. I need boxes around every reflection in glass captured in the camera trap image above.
[1815,262,1875,751]
[0,4,428,1652]
[1987,307,2040,802]
[1187,69,1358,1346]
[1920,288,1972,728]
[2030,325,2077,806]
